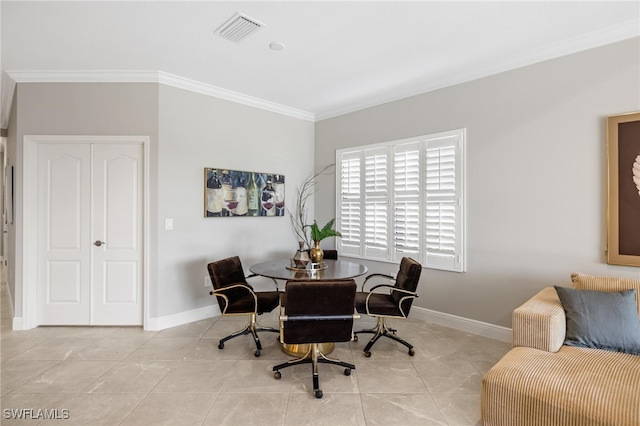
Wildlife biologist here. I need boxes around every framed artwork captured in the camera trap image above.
[204,168,285,217]
[606,111,640,266]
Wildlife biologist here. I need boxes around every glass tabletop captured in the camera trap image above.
[249,259,368,281]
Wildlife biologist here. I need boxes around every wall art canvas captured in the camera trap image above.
[607,111,640,266]
[204,168,285,217]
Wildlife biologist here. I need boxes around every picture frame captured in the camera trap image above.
[204,168,285,217]
[606,111,640,266]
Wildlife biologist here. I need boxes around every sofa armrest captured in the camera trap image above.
[512,287,566,352]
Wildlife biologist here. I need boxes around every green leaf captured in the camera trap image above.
[308,219,342,242]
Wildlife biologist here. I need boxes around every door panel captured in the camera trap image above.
[105,155,139,249]
[47,261,81,302]
[48,155,84,249]
[104,261,137,303]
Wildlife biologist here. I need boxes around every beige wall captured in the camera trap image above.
[8,82,315,323]
[315,38,640,327]
[156,85,314,317]
[5,38,639,329]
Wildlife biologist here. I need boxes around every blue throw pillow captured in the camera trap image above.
[554,286,640,355]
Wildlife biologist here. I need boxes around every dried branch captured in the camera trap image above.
[288,164,335,249]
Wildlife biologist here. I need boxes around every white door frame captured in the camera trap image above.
[22,135,150,329]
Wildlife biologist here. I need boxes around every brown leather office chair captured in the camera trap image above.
[272,279,358,398]
[207,256,280,357]
[353,257,421,357]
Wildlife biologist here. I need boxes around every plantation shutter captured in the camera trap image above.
[392,141,420,261]
[424,132,465,271]
[337,151,362,256]
[364,147,389,259]
[336,128,465,272]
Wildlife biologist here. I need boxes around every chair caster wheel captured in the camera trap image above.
[364,351,372,358]
[408,348,415,356]
[353,335,358,342]
[254,350,261,357]
[315,390,323,399]
[218,342,224,350]
[344,368,351,376]
[274,371,281,380]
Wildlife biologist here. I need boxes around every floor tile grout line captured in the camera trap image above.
[1,280,511,425]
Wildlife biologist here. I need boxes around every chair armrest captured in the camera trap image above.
[361,273,395,291]
[363,284,418,318]
[512,287,566,353]
[209,283,257,314]
[209,282,254,297]
[367,283,416,296]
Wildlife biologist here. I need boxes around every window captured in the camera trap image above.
[336,129,466,272]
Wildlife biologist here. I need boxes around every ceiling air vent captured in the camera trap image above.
[214,12,264,43]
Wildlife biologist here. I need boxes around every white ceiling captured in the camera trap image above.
[2,1,639,122]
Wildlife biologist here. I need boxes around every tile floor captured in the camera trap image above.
[1,281,510,425]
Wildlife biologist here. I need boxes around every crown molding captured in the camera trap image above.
[1,72,17,130]
[3,20,638,125]
[156,72,314,121]
[3,70,315,122]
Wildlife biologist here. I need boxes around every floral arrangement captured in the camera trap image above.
[308,219,342,243]
[289,164,338,249]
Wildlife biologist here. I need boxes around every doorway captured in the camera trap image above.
[23,135,149,328]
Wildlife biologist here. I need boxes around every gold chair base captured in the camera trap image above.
[281,342,334,357]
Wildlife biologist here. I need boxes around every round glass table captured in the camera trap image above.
[249,258,368,281]
[249,258,368,356]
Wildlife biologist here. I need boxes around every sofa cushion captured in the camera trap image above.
[554,286,640,355]
[482,346,640,426]
[571,272,640,316]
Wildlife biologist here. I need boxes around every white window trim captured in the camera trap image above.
[336,129,466,272]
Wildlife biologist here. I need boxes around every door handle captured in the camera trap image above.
[94,240,106,247]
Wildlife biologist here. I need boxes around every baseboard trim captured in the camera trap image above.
[411,306,512,343]
[10,305,513,340]
[4,282,15,319]
[145,305,220,331]
[2,281,22,330]
[142,303,512,341]
[12,317,25,330]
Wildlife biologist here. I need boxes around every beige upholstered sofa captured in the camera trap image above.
[482,273,640,426]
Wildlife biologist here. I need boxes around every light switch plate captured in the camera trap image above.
[165,218,173,230]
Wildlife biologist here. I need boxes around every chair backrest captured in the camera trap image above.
[207,256,251,308]
[282,279,357,345]
[323,250,338,260]
[304,249,338,260]
[392,257,422,314]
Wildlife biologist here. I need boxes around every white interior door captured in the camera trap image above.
[37,141,143,325]
[91,144,143,325]
[37,144,91,324]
